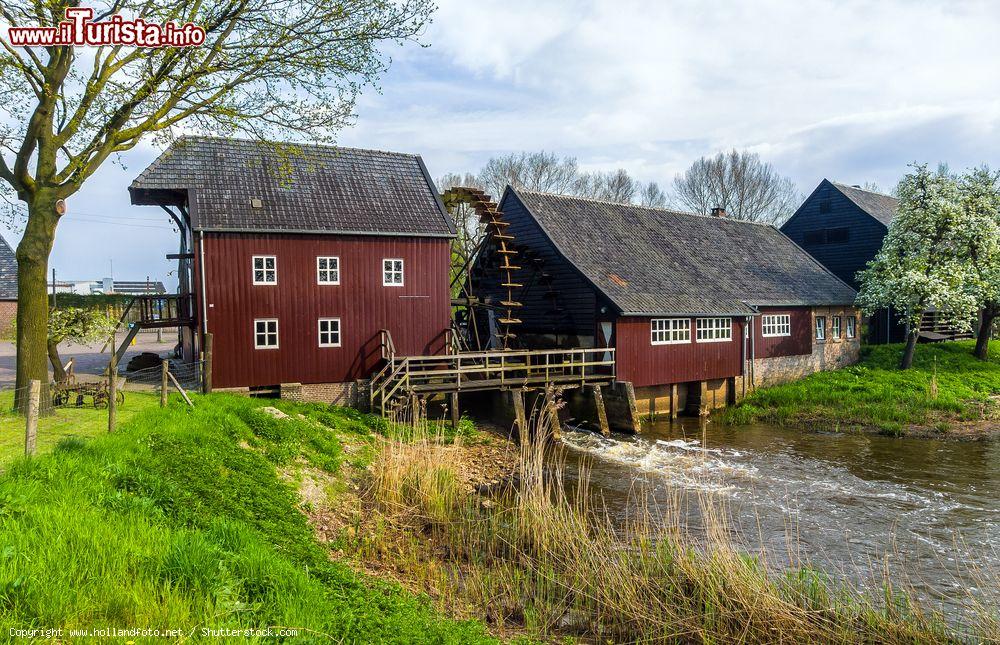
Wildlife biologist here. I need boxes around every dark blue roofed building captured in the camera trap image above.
[780,180,906,344]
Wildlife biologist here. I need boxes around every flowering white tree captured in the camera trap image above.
[857,165,979,369]
[957,167,1000,360]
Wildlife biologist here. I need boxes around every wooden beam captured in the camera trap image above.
[511,389,527,444]
[623,382,642,434]
[592,385,610,437]
[544,388,562,442]
[450,392,460,432]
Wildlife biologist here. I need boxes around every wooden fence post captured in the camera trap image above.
[108,353,117,433]
[25,379,39,456]
[161,360,169,407]
[203,332,213,394]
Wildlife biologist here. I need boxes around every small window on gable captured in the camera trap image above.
[696,318,732,343]
[651,318,690,345]
[819,199,832,214]
[252,256,277,285]
[317,256,340,285]
[832,316,842,339]
[815,316,826,341]
[383,258,404,286]
[846,316,857,339]
[254,318,278,349]
[318,318,341,347]
[761,314,791,337]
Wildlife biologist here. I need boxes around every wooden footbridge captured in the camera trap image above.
[369,340,616,417]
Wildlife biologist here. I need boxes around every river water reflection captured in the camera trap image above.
[558,418,999,616]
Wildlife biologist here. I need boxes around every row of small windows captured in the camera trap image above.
[650,317,733,345]
[816,315,856,341]
[251,256,404,287]
[254,318,341,349]
[650,314,857,345]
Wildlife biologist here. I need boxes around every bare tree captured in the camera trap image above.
[476,151,580,202]
[671,150,801,224]
[0,0,433,410]
[576,169,637,204]
[638,181,668,208]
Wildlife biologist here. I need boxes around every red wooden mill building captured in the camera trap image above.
[128,136,454,403]
[470,189,861,418]
[127,136,860,427]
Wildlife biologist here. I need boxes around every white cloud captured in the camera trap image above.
[14,0,1000,284]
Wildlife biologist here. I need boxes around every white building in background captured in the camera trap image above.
[48,277,166,295]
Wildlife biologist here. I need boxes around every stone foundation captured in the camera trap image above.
[752,337,860,388]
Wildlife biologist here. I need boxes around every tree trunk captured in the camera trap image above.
[14,192,59,414]
[974,305,997,361]
[900,328,920,369]
[47,339,66,383]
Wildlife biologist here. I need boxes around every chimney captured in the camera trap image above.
[710,206,727,218]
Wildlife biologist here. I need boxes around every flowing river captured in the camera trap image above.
[558,419,1000,618]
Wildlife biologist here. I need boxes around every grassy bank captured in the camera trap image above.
[0,393,491,642]
[354,415,999,643]
[719,340,1000,435]
[0,390,160,464]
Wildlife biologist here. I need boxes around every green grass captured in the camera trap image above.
[0,389,160,465]
[0,393,492,642]
[719,340,1000,432]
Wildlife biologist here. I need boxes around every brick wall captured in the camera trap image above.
[0,300,16,338]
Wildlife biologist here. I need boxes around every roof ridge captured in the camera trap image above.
[830,180,897,200]
[174,134,421,160]
[513,187,779,228]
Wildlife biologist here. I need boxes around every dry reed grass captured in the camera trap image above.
[358,398,997,643]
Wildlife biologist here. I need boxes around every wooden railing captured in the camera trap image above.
[369,347,616,416]
[129,294,195,328]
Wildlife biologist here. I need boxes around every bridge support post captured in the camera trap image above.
[544,387,562,442]
[592,385,610,437]
[450,392,460,431]
[670,384,679,420]
[511,389,528,444]
[623,382,642,434]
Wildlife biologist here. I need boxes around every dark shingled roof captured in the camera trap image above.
[129,136,455,237]
[831,181,898,226]
[0,235,16,300]
[508,188,857,316]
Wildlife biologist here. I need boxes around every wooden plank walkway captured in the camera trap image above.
[370,347,616,416]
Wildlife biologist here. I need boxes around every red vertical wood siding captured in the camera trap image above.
[198,232,451,389]
[614,316,746,387]
[753,307,813,358]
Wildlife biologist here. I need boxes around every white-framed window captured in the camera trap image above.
[651,318,691,345]
[317,256,340,285]
[832,316,842,339]
[252,255,277,285]
[383,258,404,286]
[696,317,732,342]
[318,318,341,347]
[761,314,791,337]
[815,316,826,341]
[254,318,279,349]
[846,316,857,339]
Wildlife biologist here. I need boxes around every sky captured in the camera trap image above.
[5,0,1000,289]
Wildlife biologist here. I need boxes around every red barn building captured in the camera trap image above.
[129,137,454,403]
[473,189,861,417]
